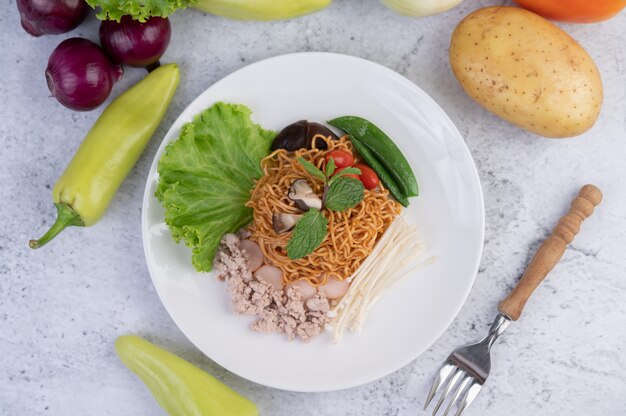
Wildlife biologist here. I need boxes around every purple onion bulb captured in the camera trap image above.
[100,16,171,69]
[46,38,123,111]
[17,0,89,37]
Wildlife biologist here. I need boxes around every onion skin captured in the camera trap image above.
[17,0,89,37]
[99,16,171,68]
[46,38,123,111]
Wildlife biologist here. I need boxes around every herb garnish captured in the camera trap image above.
[286,209,328,260]
[325,177,364,212]
[286,157,365,259]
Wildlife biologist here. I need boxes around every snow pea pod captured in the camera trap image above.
[29,63,180,249]
[328,116,419,197]
[116,335,259,416]
[349,138,410,207]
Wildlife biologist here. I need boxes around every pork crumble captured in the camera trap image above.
[214,233,330,341]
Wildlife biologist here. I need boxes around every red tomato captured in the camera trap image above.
[354,163,379,190]
[515,0,626,23]
[334,167,359,180]
[325,150,355,169]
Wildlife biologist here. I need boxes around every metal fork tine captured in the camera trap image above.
[442,375,472,416]
[454,380,483,416]
[431,368,464,416]
[424,364,455,410]
[425,314,511,416]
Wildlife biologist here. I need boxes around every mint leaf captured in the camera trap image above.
[324,177,364,212]
[326,157,336,178]
[286,209,328,259]
[327,166,362,186]
[336,166,361,177]
[298,157,325,182]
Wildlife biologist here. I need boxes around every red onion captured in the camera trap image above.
[100,16,171,69]
[46,38,123,111]
[17,0,89,37]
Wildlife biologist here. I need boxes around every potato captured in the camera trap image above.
[449,6,603,138]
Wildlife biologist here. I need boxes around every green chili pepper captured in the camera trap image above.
[116,335,259,416]
[29,63,180,249]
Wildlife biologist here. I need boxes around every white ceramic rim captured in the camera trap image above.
[141,52,484,392]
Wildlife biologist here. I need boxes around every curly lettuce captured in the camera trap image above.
[87,0,196,21]
[156,103,275,272]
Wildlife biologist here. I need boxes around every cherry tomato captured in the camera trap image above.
[325,150,355,169]
[334,167,359,180]
[354,163,379,190]
[515,0,626,23]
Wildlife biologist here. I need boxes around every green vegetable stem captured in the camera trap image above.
[29,63,180,249]
[116,335,259,416]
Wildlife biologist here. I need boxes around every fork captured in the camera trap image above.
[424,184,602,416]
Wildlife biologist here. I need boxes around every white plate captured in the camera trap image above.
[142,52,484,392]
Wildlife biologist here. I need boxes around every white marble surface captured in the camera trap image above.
[1,0,626,414]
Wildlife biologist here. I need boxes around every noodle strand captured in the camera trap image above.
[247,136,402,286]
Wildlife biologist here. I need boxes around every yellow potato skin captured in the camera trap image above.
[449,6,603,138]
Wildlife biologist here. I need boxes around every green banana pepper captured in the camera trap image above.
[29,63,180,249]
[193,0,331,20]
[116,335,259,416]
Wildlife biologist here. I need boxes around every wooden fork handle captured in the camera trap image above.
[498,184,603,321]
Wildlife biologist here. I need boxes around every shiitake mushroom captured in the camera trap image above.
[271,120,339,151]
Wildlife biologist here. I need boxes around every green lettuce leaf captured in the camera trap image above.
[156,103,275,272]
[86,0,196,21]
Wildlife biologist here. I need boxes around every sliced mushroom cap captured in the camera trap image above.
[272,213,303,234]
[288,179,322,211]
